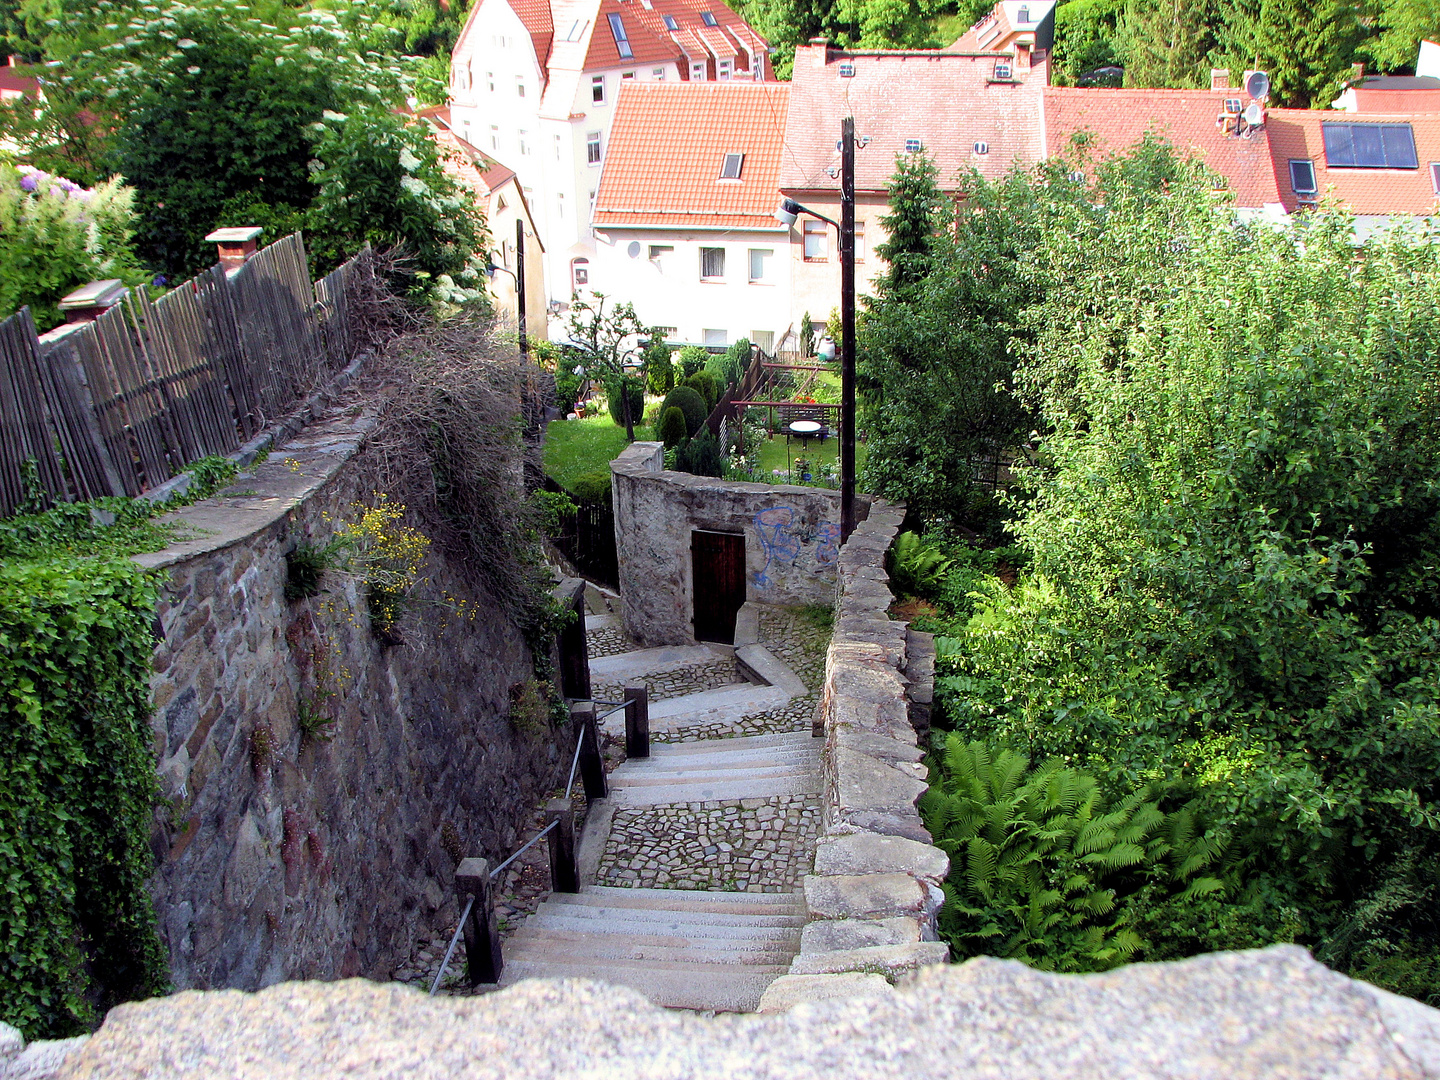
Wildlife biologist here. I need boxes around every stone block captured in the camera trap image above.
[814,832,949,883]
[788,941,951,978]
[2,1036,88,1080]
[837,808,934,844]
[804,872,930,920]
[833,746,929,816]
[834,730,924,766]
[756,972,895,1013]
[0,1021,22,1063]
[801,916,922,954]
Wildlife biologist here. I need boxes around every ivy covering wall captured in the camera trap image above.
[0,558,169,1038]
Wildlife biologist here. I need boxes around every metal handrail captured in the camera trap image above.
[488,819,557,881]
[429,895,474,996]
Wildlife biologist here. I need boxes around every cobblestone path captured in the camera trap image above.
[592,657,741,706]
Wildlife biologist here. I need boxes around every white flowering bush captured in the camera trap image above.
[0,164,148,330]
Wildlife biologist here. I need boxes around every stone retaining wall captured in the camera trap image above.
[140,410,566,991]
[611,443,863,646]
[765,500,950,1002]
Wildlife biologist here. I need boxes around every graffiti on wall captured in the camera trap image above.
[753,506,841,587]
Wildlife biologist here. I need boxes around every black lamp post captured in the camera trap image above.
[487,218,529,358]
[776,116,863,542]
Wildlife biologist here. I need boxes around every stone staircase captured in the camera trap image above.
[606,732,821,806]
[496,886,805,1011]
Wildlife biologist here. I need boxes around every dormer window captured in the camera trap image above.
[1017,5,1029,22]
[609,14,633,58]
[1289,159,1317,194]
[905,138,922,153]
[663,14,678,29]
[701,11,718,25]
[994,60,1012,80]
[719,152,744,179]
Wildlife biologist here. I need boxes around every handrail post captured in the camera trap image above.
[545,799,579,892]
[455,857,502,985]
[572,701,608,802]
[624,683,649,759]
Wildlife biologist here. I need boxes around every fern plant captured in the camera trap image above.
[919,738,1226,972]
[888,530,955,599]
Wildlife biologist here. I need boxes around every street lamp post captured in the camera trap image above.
[776,116,863,542]
[487,218,530,359]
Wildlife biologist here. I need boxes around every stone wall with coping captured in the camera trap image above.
[611,442,864,646]
[140,409,566,991]
[767,500,950,1000]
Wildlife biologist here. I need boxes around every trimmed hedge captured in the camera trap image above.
[660,385,708,437]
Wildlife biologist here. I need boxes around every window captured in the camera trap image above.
[748,248,772,281]
[993,61,1012,80]
[497,194,508,211]
[803,219,827,261]
[556,192,564,217]
[701,10,718,25]
[691,60,707,80]
[592,75,606,103]
[653,66,666,79]
[853,224,865,262]
[1224,97,1243,115]
[555,133,563,159]
[608,13,633,57]
[586,131,602,164]
[719,152,744,179]
[718,58,732,79]
[973,140,989,154]
[751,330,774,353]
[518,129,529,155]
[703,328,728,346]
[571,257,589,289]
[838,61,855,77]
[905,138,922,153]
[490,125,500,151]
[622,70,635,79]
[700,247,726,279]
[516,76,526,97]
[663,14,678,29]
[1322,122,1418,169]
[1431,162,1440,193]
[655,325,678,339]
[649,244,674,261]
[1289,159,1317,195]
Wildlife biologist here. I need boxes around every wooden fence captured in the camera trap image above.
[0,234,374,515]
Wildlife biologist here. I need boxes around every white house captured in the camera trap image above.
[448,0,772,310]
[589,81,792,352]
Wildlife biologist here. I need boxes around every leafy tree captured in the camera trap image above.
[1114,0,1218,88]
[1052,0,1124,85]
[604,374,645,428]
[1212,0,1369,106]
[678,344,709,377]
[1365,0,1440,71]
[642,332,676,394]
[682,370,720,410]
[873,150,946,298]
[564,293,648,440]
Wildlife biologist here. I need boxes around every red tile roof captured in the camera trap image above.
[1043,86,1282,208]
[1345,88,1440,114]
[1266,109,1440,214]
[593,81,790,227]
[780,45,1045,193]
[513,0,556,72]
[0,60,39,100]
[583,0,764,74]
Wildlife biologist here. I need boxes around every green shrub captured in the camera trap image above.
[657,406,688,449]
[604,374,645,428]
[553,368,582,414]
[887,531,955,599]
[682,370,719,410]
[570,471,612,503]
[706,338,749,388]
[660,385,708,437]
[642,333,675,394]
[676,429,722,477]
[920,738,1227,973]
[678,345,709,377]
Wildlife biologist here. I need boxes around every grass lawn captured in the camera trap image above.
[750,430,868,481]
[543,414,633,489]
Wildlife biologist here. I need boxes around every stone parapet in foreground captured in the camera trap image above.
[7,946,1439,1078]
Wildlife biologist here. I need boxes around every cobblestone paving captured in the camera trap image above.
[597,794,821,892]
[586,624,635,659]
[592,658,741,706]
[651,694,818,744]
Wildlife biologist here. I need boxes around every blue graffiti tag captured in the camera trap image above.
[753,507,842,586]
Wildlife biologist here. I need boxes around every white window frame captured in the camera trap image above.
[719,152,744,180]
[700,246,726,280]
[748,248,773,282]
[516,75,526,97]
[1289,158,1318,195]
[690,60,707,81]
[802,220,828,261]
[853,223,866,262]
[586,131,602,165]
[702,328,728,347]
[718,58,732,80]
[592,75,606,104]
[653,66,667,80]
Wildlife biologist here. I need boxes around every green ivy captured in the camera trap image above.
[0,558,169,1038]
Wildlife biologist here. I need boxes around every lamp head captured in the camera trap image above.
[775,197,801,228]
[484,258,498,280]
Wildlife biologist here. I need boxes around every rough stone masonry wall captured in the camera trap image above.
[139,410,565,991]
[611,443,863,646]
[774,499,951,992]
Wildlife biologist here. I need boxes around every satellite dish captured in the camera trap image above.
[1242,102,1265,126]
[1245,70,1270,102]
[627,241,641,258]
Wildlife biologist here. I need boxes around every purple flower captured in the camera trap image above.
[151,274,167,287]
[19,174,37,192]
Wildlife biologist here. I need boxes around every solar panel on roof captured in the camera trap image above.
[1321,122,1418,169]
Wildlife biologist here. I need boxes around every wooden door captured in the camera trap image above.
[691,530,745,644]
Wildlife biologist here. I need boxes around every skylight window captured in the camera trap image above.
[609,14,633,58]
[565,19,588,41]
[993,60,1012,80]
[1322,122,1418,169]
[719,152,744,179]
[973,140,989,154]
[663,13,678,29]
[1224,98,1243,115]
[838,61,855,77]
[905,138,922,153]
[701,11,718,25]
[1289,159,1317,194]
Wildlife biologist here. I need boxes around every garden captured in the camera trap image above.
[863,141,1440,1004]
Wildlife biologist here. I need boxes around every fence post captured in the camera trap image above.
[573,701,608,802]
[455,857,502,985]
[624,683,650,760]
[545,799,579,893]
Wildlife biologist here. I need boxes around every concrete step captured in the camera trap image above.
[496,956,789,1012]
[609,776,821,805]
[612,762,816,785]
[547,885,803,914]
[504,929,797,966]
[647,731,818,755]
[522,912,804,942]
[526,904,805,931]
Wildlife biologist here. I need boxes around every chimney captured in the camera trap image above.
[1016,40,1032,69]
[810,37,831,67]
[1210,68,1230,92]
[1351,61,1365,83]
[205,226,264,272]
[57,279,127,324]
